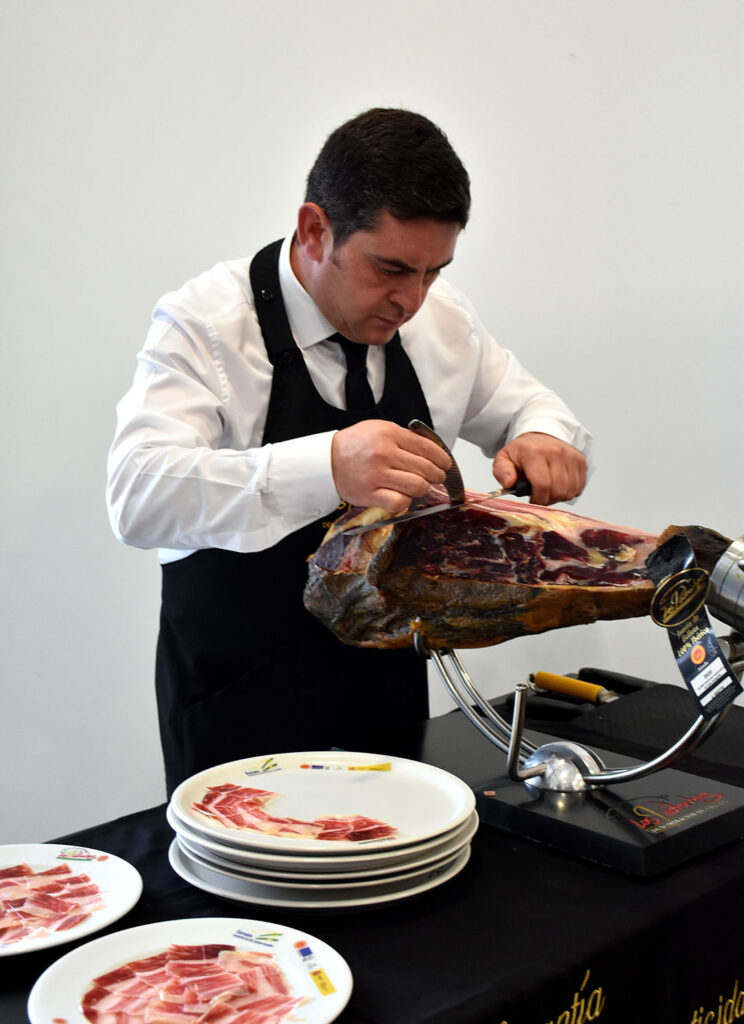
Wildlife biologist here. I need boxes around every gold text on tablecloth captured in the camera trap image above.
[498,968,606,1024]
[690,978,744,1023]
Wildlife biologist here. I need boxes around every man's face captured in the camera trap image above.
[310,210,461,346]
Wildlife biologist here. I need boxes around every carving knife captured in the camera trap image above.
[342,478,532,536]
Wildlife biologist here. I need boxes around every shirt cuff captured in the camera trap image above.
[510,415,591,451]
[267,430,340,526]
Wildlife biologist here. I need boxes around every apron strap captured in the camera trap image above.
[249,239,298,365]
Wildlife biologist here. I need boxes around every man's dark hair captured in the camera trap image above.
[305,108,471,246]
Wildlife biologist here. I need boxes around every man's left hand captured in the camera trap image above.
[492,432,587,506]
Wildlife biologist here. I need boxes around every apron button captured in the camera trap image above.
[260,288,274,301]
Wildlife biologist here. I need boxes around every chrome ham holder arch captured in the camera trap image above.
[416,633,743,790]
[412,535,744,875]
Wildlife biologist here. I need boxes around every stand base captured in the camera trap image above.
[476,756,744,875]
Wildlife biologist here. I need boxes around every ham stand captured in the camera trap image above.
[414,536,744,875]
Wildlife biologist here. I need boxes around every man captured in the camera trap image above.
[107,108,590,794]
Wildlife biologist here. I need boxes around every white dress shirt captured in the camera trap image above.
[106,235,592,562]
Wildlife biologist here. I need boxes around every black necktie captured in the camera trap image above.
[331,334,375,411]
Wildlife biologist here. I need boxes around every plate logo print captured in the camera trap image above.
[233,927,282,947]
[243,755,281,776]
[295,939,337,996]
[57,847,97,861]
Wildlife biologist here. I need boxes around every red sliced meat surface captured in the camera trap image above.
[218,950,292,997]
[0,861,104,946]
[304,486,662,649]
[193,783,396,841]
[0,864,33,880]
[198,993,304,1024]
[80,944,305,1024]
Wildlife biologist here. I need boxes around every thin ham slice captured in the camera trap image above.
[0,861,104,946]
[198,993,304,1024]
[217,950,291,998]
[192,783,396,841]
[80,944,305,1024]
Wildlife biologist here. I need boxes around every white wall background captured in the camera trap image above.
[2,0,742,844]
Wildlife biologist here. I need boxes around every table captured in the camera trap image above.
[5,683,744,1024]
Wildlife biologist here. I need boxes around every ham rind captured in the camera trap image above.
[303,486,661,650]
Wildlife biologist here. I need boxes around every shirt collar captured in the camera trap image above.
[278,234,335,350]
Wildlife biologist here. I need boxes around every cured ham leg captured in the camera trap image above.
[303,487,661,651]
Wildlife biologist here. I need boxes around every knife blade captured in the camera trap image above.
[341,478,532,536]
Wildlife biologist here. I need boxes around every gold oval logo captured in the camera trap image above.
[650,568,710,628]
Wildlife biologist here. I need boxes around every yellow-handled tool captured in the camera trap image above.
[530,671,619,704]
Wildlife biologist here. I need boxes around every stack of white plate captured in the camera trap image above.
[166,751,477,910]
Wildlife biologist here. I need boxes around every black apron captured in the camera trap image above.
[155,240,434,794]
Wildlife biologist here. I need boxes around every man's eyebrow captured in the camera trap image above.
[372,254,454,274]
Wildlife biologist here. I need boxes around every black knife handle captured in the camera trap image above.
[508,479,532,499]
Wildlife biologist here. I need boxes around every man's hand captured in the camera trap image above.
[492,432,587,506]
[331,420,452,513]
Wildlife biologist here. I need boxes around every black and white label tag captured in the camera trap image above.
[646,534,742,718]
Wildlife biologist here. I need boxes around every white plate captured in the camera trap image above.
[27,916,352,1024]
[176,811,479,882]
[168,801,478,874]
[0,843,142,957]
[169,838,471,910]
[171,751,475,854]
[176,835,472,891]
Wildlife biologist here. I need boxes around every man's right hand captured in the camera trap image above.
[331,420,452,513]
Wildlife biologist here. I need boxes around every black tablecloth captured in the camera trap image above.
[5,684,744,1023]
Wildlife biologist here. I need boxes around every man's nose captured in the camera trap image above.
[390,276,426,315]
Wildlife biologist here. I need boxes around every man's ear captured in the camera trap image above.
[295,202,333,263]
